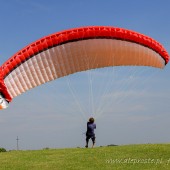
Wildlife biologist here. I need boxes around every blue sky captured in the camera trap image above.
[0,0,170,150]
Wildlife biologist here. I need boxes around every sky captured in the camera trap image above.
[0,0,170,150]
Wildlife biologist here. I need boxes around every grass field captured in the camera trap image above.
[0,144,170,170]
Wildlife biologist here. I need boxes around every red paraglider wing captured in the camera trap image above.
[0,26,169,102]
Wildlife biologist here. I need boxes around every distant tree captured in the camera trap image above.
[0,148,6,152]
[43,147,50,150]
[107,144,118,147]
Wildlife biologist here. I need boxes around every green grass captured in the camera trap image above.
[0,144,170,170]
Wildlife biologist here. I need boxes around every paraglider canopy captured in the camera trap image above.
[0,26,169,109]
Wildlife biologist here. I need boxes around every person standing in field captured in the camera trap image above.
[85,117,96,148]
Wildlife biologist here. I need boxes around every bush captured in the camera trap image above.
[0,148,6,152]
[43,147,50,150]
